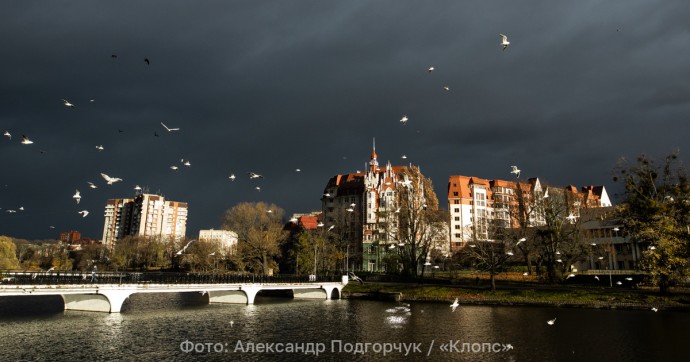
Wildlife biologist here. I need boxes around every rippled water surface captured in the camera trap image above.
[0,293,686,361]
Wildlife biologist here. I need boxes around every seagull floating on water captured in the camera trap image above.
[499,34,510,50]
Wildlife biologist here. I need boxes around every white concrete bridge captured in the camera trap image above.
[0,272,349,313]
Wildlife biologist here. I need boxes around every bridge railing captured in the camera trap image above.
[0,271,343,286]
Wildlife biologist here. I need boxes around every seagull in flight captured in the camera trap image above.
[134,185,142,191]
[73,190,81,204]
[248,172,263,179]
[170,165,179,171]
[450,298,459,312]
[401,155,407,159]
[21,135,34,145]
[427,66,434,73]
[566,213,577,224]
[61,99,76,108]
[510,165,520,178]
[348,272,363,285]
[228,174,236,181]
[651,307,658,312]
[566,273,575,279]
[144,58,150,65]
[101,173,123,185]
[443,86,450,91]
[400,115,408,125]
[3,131,10,140]
[96,145,104,152]
[161,122,180,132]
[289,217,298,223]
[547,318,556,325]
[78,210,89,218]
[328,225,335,231]
[88,182,97,189]
[182,159,191,167]
[499,34,510,50]
[255,186,261,192]
[594,275,600,281]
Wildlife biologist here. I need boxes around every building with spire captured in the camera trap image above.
[322,141,440,271]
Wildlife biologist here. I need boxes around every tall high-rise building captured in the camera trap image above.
[101,193,188,248]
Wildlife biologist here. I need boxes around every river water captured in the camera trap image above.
[0,293,686,361]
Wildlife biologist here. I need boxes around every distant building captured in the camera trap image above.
[198,229,238,253]
[447,175,611,252]
[321,142,440,271]
[575,207,641,272]
[101,193,188,248]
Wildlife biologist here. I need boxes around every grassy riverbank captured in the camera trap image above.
[342,279,690,311]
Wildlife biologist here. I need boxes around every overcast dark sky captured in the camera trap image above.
[2,1,689,240]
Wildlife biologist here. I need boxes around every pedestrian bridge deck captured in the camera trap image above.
[0,272,348,313]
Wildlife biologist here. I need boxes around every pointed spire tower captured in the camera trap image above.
[369,138,379,173]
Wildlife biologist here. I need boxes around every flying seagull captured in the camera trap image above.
[21,135,34,145]
[248,172,263,179]
[348,272,363,285]
[96,145,104,152]
[400,115,408,125]
[134,185,142,191]
[170,165,179,171]
[101,173,123,185]
[450,298,459,312]
[255,186,261,192]
[401,155,407,159]
[3,131,10,140]
[161,122,180,132]
[61,99,76,108]
[566,213,577,224]
[566,273,575,279]
[228,174,236,181]
[443,86,450,91]
[144,58,150,65]
[78,210,89,218]
[510,165,520,178]
[73,190,81,204]
[547,318,556,325]
[427,66,434,73]
[87,182,97,189]
[651,307,658,312]
[594,275,600,281]
[499,34,510,50]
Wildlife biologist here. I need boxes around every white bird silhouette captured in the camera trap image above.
[566,213,577,224]
[255,186,261,192]
[566,273,575,279]
[21,135,34,145]
[427,66,435,72]
[317,222,324,227]
[443,86,450,91]
[547,317,556,325]
[248,172,263,179]
[499,34,510,50]
[346,208,354,212]
[87,182,97,189]
[19,206,24,211]
[134,185,142,192]
[96,145,104,152]
[450,298,459,312]
[616,281,622,285]
[61,99,76,108]
[170,165,179,171]
[510,165,520,178]
[516,237,526,245]
[289,217,298,223]
[295,168,301,172]
[3,131,10,140]
[400,115,409,125]
[625,277,633,281]
[506,251,514,256]
[73,190,81,204]
[229,174,236,181]
[594,275,600,281]
[78,210,89,217]
[651,307,658,312]
[328,225,335,231]
[160,122,180,132]
[183,160,191,167]
[401,155,407,159]
[100,173,123,185]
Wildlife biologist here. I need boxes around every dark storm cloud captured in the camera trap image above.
[2,1,690,239]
